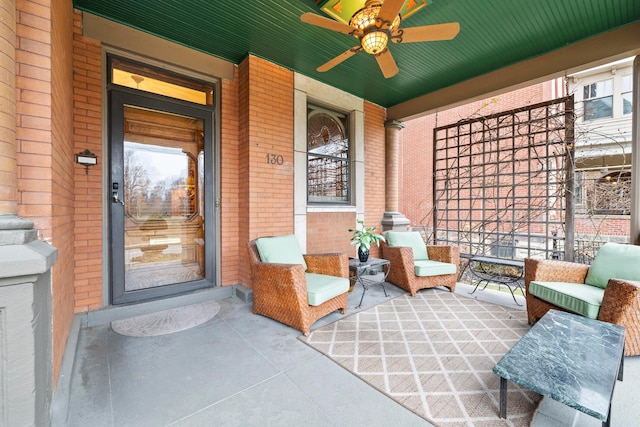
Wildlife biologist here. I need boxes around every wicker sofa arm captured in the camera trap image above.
[304,253,349,278]
[598,278,640,324]
[382,245,414,271]
[524,258,589,290]
[598,278,640,356]
[427,245,460,265]
[251,262,308,304]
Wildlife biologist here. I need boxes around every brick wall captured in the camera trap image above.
[220,67,241,286]
[575,216,631,237]
[238,55,295,286]
[363,101,386,258]
[50,0,76,386]
[237,58,250,285]
[16,0,53,235]
[400,84,549,228]
[72,10,103,311]
[307,212,354,256]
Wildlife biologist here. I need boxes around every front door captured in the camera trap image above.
[109,89,215,304]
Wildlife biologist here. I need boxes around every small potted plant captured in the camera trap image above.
[349,219,385,263]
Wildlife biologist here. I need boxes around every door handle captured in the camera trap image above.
[112,191,124,206]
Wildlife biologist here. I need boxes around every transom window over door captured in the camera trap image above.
[307,105,350,204]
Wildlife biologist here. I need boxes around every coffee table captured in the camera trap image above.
[493,309,625,427]
[348,257,390,309]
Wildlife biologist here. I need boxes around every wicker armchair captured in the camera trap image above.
[381,239,459,296]
[525,258,640,356]
[247,239,349,335]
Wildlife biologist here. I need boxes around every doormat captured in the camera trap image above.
[111,299,220,337]
[300,291,541,427]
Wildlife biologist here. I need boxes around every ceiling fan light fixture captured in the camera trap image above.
[350,2,401,32]
[361,30,389,55]
[350,3,381,31]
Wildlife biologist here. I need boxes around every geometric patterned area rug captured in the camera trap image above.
[300,290,541,427]
[111,299,220,337]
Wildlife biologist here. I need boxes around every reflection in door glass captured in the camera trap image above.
[123,106,205,291]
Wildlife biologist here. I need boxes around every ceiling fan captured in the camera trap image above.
[301,0,460,78]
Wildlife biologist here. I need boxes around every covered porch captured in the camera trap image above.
[0,1,639,425]
[58,282,640,426]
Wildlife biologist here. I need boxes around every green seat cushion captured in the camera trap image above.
[414,260,456,277]
[386,231,429,260]
[529,281,604,319]
[585,242,640,289]
[255,234,307,270]
[305,273,349,306]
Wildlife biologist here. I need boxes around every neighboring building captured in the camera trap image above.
[569,58,634,244]
[399,79,565,237]
[399,58,635,258]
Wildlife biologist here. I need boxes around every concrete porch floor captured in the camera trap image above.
[54,279,638,426]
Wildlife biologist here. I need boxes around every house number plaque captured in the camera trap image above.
[265,153,284,165]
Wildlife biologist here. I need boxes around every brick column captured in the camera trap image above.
[0,0,18,216]
[382,120,410,231]
[0,2,57,426]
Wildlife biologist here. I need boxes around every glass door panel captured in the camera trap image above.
[110,90,214,304]
[123,107,205,291]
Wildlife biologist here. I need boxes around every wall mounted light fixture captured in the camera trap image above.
[76,149,97,174]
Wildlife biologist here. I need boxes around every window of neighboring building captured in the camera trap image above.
[583,79,613,121]
[622,74,633,115]
[574,171,584,206]
[307,105,350,204]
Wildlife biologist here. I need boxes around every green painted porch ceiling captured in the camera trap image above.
[73,0,640,109]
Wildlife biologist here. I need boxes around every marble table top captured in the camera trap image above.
[493,309,625,421]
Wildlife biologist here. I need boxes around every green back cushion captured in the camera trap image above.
[585,243,640,288]
[255,234,307,270]
[386,231,429,260]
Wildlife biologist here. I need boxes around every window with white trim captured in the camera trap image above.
[583,79,613,121]
[622,75,633,115]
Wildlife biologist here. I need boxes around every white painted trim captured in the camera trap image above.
[293,73,365,251]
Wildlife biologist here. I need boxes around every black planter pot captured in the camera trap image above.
[358,247,369,263]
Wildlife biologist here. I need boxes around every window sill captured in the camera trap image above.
[307,205,356,213]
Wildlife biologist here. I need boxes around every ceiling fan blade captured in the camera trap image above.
[393,22,460,43]
[301,13,356,36]
[317,47,361,72]
[377,0,405,26]
[375,49,399,79]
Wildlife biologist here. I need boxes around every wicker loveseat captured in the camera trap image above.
[247,235,349,335]
[381,231,459,296]
[525,242,640,356]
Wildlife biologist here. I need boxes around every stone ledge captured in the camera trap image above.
[0,240,58,283]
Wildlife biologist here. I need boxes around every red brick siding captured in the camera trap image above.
[575,216,630,237]
[400,84,549,228]
[50,0,75,387]
[72,10,103,311]
[239,56,295,287]
[307,212,354,256]
[363,101,387,258]
[236,58,250,285]
[15,0,52,236]
[220,67,241,286]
